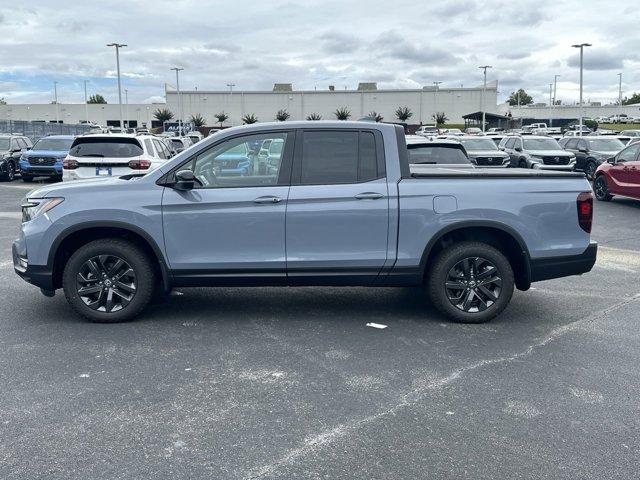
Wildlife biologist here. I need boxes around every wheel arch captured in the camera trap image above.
[49,221,171,291]
[420,221,531,291]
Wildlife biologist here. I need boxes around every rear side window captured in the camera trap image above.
[144,139,155,156]
[69,137,143,158]
[407,145,470,165]
[300,130,380,185]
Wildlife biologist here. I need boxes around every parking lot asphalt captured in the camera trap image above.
[0,180,639,479]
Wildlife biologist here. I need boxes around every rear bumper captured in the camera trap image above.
[530,242,597,282]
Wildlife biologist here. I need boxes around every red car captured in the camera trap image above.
[593,142,640,201]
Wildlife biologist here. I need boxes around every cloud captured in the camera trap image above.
[567,49,624,71]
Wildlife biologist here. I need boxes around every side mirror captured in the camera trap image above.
[173,170,196,191]
[578,147,588,153]
[607,157,616,165]
[515,146,522,152]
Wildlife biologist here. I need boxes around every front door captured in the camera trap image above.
[285,129,390,285]
[611,143,640,196]
[162,131,293,283]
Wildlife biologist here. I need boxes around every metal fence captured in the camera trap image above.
[0,120,92,142]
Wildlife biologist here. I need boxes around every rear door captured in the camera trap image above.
[610,143,640,195]
[285,129,389,285]
[622,145,640,198]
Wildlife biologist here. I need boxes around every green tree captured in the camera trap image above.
[622,92,640,105]
[507,89,533,106]
[275,109,290,121]
[214,111,229,126]
[153,108,174,122]
[334,107,351,120]
[432,112,449,126]
[87,94,107,104]
[242,113,258,124]
[368,111,383,122]
[395,106,413,121]
[0,97,7,105]
[306,113,322,120]
[189,113,206,127]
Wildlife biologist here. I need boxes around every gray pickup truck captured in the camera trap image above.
[13,121,597,324]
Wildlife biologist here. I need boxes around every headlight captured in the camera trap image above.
[532,163,542,169]
[21,197,64,223]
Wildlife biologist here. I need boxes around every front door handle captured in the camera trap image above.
[253,196,282,204]
[355,192,384,200]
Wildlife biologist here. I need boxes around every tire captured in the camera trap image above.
[584,161,597,181]
[593,175,613,201]
[427,241,515,324]
[518,160,527,169]
[22,175,33,183]
[1,162,16,181]
[62,238,156,323]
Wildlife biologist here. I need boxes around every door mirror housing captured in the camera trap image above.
[172,170,196,191]
[578,147,588,153]
[607,157,616,165]
[514,146,522,152]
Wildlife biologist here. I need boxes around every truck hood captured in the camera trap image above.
[528,150,573,157]
[26,176,138,199]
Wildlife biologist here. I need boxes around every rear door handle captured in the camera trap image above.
[354,192,384,200]
[253,196,282,204]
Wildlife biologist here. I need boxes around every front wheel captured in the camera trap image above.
[427,241,515,323]
[584,161,597,181]
[593,175,613,201]
[62,239,156,322]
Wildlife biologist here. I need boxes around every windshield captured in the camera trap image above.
[458,138,499,151]
[587,138,625,151]
[0,138,10,150]
[407,145,470,164]
[69,138,143,158]
[523,138,561,151]
[33,138,74,151]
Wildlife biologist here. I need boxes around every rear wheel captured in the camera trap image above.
[518,160,527,169]
[593,175,613,201]
[62,239,156,323]
[2,162,15,181]
[427,241,515,323]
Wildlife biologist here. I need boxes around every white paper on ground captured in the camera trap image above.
[366,322,388,329]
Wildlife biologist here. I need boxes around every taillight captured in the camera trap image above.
[128,159,152,170]
[63,158,78,170]
[577,191,593,233]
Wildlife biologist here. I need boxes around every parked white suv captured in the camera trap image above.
[63,134,171,181]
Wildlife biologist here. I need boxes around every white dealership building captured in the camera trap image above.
[0,82,499,127]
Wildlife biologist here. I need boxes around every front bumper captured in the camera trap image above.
[19,160,63,177]
[12,241,54,291]
[529,242,597,282]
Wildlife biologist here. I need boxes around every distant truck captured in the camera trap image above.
[14,121,597,324]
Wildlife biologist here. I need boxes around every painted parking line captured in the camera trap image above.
[0,212,21,219]
[0,183,38,190]
[596,246,640,272]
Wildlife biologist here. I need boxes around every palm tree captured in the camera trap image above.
[432,112,449,126]
[334,107,351,120]
[395,106,413,122]
[306,113,322,120]
[189,113,206,127]
[153,108,174,123]
[275,109,290,121]
[242,113,258,124]
[368,111,383,122]
[214,111,229,127]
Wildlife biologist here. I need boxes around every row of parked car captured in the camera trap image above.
[0,129,207,183]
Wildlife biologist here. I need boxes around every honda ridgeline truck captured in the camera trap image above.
[13,121,597,324]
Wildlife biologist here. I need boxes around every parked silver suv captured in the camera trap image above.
[501,135,576,170]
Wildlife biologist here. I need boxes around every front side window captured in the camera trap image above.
[187,132,288,188]
[617,144,640,163]
[300,130,379,185]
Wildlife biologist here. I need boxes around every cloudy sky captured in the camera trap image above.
[1,0,638,105]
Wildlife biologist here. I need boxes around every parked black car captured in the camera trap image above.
[559,136,625,180]
[0,134,33,181]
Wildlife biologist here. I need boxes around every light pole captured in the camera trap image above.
[107,43,127,129]
[226,83,235,123]
[53,81,59,123]
[83,80,89,124]
[171,67,184,134]
[478,66,492,132]
[552,74,560,128]
[571,43,591,136]
[549,83,553,126]
[433,81,442,125]
[125,89,129,129]
[617,72,623,107]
